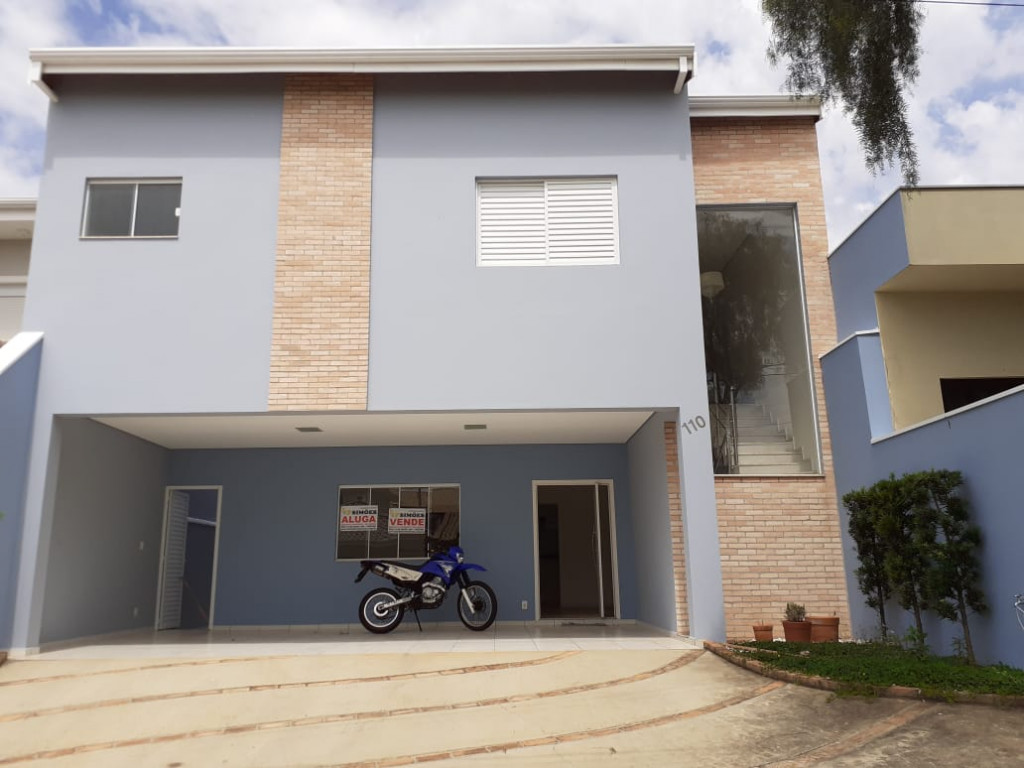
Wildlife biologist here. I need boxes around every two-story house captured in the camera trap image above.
[1,45,850,653]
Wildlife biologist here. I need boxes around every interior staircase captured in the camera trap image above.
[731,402,811,474]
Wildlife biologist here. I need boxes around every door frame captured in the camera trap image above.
[531,480,620,622]
[155,485,223,630]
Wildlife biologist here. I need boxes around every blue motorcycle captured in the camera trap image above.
[354,546,497,634]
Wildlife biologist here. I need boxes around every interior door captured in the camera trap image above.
[157,490,189,630]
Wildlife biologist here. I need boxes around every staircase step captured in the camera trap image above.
[737,462,812,474]
[740,453,806,466]
[737,425,789,437]
[738,443,800,456]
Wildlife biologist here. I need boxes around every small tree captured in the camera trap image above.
[914,470,987,664]
[875,474,933,646]
[843,484,892,638]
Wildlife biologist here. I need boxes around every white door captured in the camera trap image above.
[158,490,190,630]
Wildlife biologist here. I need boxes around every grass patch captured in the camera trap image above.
[733,641,1024,699]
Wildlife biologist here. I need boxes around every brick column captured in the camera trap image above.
[664,421,690,635]
[692,117,851,639]
[269,74,374,410]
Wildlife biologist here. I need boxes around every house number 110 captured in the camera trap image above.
[681,416,707,435]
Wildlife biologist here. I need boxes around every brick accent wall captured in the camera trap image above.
[269,74,374,410]
[663,422,690,635]
[691,117,851,640]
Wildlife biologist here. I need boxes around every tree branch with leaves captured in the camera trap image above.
[762,0,924,186]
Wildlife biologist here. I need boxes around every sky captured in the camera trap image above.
[0,0,1021,247]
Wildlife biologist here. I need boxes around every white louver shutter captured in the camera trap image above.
[477,178,619,266]
[545,179,619,263]
[477,181,547,265]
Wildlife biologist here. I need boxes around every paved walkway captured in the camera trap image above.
[1,633,1021,766]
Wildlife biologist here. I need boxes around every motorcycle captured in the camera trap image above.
[354,546,498,634]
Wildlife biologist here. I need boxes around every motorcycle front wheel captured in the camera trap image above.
[457,580,497,631]
[359,588,405,634]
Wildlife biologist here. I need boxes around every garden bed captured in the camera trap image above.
[705,640,1024,705]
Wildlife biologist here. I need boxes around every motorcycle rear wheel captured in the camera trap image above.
[457,580,497,631]
[359,588,405,634]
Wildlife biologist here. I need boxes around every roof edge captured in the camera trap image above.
[29,44,696,100]
[688,95,821,119]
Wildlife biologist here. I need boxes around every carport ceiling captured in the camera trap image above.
[93,410,655,449]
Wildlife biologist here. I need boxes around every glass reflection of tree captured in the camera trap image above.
[698,211,801,471]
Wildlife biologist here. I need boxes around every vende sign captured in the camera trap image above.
[388,507,426,534]
[339,505,378,531]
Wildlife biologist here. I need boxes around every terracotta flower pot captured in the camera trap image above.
[753,624,774,642]
[782,620,812,643]
[807,616,840,643]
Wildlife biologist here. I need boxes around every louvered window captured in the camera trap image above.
[477,178,620,266]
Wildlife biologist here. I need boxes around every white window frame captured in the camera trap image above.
[335,483,461,562]
[476,177,620,267]
[81,178,182,239]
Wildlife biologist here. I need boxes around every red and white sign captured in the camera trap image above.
[339,505,378,531]
[388,507,426,534]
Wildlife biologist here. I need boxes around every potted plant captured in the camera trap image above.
[782,602,811,643]
[752,622,774,642]
[807,614,840,642]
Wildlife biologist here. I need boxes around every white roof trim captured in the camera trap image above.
[689,95,821,119]
[29,45,696,101]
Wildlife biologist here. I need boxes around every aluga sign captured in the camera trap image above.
[339,505,378,531]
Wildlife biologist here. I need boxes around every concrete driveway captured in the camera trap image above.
[1,630,1021,766]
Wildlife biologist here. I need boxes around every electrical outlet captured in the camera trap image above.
[138,540,145,552]
[521,600,528,611]
[132,606,139,618]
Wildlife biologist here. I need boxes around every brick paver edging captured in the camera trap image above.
[0,651,579,723]
[704,641,1024,708]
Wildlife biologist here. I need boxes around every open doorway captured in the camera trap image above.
[534,482,617,620]
[156,486,222,630]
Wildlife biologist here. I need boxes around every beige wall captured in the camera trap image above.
[877,291,1024,428]
[0,239,30,342]
[269,74,374,411]
[903,188,1024,267]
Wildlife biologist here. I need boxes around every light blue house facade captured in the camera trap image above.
[823,187,1024,668]
[1,46,843,653]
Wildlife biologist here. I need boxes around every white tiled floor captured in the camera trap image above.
[33,623,702,659]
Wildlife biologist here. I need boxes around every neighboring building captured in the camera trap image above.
[0,200,34,344]
[1,45,850,653]
[823,187,1024,668]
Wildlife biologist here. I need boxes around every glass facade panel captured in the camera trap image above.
[697,206,819,475]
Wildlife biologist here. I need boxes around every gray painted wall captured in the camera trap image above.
[23,74,283,414]
[40,418,168,645]
[626,412,677,631]
[368,73,699,411]
[0,336,42,648]
[169,443,636,627]
[824,335,1024,668]
[829,192,909,339]
[14,74,284,649]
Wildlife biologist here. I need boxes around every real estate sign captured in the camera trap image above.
[388,507,426,534]
[339,505,378,531]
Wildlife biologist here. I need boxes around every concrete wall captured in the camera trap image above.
[40,418,168,645]
[23,74,283,414]
[823,334,1024,668]
[169,443,636,627]
[368,73,698,411]
[626,413,678,631]
[829,192,909,339]
[0,334,42,649]
[876,291,1024,428]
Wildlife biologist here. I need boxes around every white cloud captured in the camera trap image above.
[0,0,1021,247]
